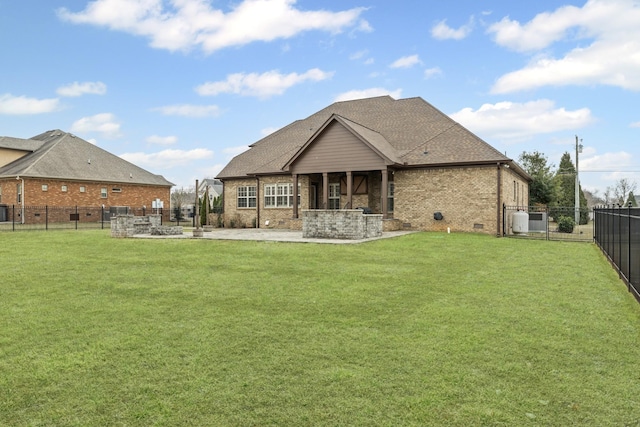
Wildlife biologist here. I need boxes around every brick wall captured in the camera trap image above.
[394,167,495,233]
[222,166,528,235]
[0,178,171,223]
[222,178,258,228]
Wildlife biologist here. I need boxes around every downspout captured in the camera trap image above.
[496,163,502,237]
[19,176,25,224]
[256,177,260,229]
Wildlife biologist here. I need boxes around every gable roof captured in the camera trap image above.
[217,96,524,180]
[0,130,173,186]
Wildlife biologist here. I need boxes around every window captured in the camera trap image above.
[101,187,108,198]
[112,188,122,193]
[61,185,68,192]
[264,183,301,208]
[264,184,276,208]
[17,183,21,203]
[80,186,86,193]
[388,181,395,212]
[0,185,2,203]
[237,185,256,208]
[42,184,48,192]
[329,183,340,209]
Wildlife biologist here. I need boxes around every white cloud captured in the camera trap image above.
[196,68,333,98]
[70,113,122,138]
[424,67,443,79]
[57,0,368,54]
[120,148,214,170]
[630,121,640,128]
[349,49,368,60]
[57,81,107,97]
[223,145,251,157]
[489,0,640,93]
[431,18,473,40]
[389,54,422,69]
[153,104,221,118]
[0,94,60,115]
[580,151,633,171]
[449,99,594,142]
[334,88,402,102]
[146,135,178,146]
[260,127,279,137]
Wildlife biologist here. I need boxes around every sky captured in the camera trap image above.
[1,0,639,198]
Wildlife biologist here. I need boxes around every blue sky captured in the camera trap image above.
[1,0,638,197]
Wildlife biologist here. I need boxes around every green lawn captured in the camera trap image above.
[1,231,639,426]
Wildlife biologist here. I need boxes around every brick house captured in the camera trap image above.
[0,130,173,223]
[216,96,530,235]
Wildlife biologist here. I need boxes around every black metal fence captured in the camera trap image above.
[0,205,185,232]
[593,206,640,300]
[503,205,593,242]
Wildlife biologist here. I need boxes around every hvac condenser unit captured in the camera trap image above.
[528,212,548,232]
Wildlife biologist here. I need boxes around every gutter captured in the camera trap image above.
[256,177,260,229]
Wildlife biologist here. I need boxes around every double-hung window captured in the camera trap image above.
[237,185,257,208]
[388,181,395,212]
[264,183,300,208]
[329,183,340,209]
[264,184,276,208]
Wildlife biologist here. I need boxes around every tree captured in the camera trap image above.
[171,186,195,221]
[628,191,637,207]
[612,178,638,205]
[583,189,604,208]
[518,151,555,206]
[199,191,210,226]
[551,152,588,224]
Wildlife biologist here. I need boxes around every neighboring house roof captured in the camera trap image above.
[198,178,223,197]
[217,96,529,180]
[0,130,173,186]
[0,136,44,152]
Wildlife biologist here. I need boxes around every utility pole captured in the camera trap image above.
[575,135,583,224]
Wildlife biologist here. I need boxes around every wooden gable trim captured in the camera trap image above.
[283,115,395,172]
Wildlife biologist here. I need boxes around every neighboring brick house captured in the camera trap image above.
[0,130,173,223]
[217,96,530,235]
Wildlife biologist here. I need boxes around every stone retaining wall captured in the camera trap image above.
[111,214,181,237]
[302,209,382,239]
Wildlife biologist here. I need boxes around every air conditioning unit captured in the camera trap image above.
[528,212,548,232]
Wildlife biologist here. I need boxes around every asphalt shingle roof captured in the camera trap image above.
[0,130,173,186]
[217,96,515,179]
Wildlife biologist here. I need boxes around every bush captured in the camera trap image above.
[557,215,575,233]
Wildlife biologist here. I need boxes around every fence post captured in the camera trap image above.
[12,204,15,231]
[46,205,48,231]
[546,206,550,241]
[629,202,632,292]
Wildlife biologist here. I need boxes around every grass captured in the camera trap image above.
[1,230,640,426]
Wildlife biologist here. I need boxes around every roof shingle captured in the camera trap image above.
[0,130,173,186]
[217,96,514,179]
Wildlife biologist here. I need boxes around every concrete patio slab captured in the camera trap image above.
[133,228,417,244]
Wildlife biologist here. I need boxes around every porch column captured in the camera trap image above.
[381,169,388,219]
[322,172,329,209]
[292,174,298,218]
[346,171,353,209]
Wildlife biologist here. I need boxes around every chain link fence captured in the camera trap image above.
[503,205,593,242]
